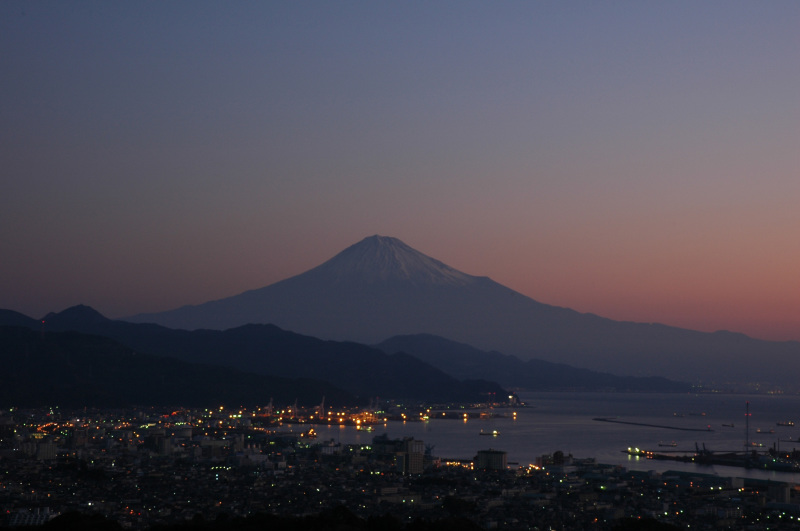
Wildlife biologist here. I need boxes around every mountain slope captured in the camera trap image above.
[376,334,688,392]
[0,309,39,328]
[0,326,355,408]
[124,235,800,387]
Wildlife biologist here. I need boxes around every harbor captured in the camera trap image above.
[303,392,800,483]
[615,399,800,474]
[624,445,800,473]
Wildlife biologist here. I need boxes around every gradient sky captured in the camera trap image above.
[2,1,799,341]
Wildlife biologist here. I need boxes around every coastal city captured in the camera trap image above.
[3,403,800,530]
[5,2,800,530]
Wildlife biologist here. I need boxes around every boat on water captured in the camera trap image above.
[722,423,735,428]
[658,441,678,447]
[479,429,500,437]
[777,421,795,427]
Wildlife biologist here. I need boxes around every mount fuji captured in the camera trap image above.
[128,235,570,346]
[127,235,800,386]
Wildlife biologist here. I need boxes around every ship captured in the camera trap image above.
[777,421,795,427]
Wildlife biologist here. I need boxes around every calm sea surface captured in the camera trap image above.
[294,392,800,483]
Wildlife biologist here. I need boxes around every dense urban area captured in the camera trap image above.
[3,404,800,531]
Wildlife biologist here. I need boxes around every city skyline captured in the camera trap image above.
[2,2,799,342]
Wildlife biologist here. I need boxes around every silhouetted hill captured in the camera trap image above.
[376,334,689,392]
[0,326,355,408]
[0,309,39,328]
[43,304,109,326]
[4,306,507,403]
[124,235,800,387]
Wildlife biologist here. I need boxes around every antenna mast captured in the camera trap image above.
[745,401,751,449]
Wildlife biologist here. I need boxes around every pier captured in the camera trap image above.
[623,447,800,473]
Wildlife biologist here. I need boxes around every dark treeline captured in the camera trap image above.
[13,507,679,531]
[18,507,485,531]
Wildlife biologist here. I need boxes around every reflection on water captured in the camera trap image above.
[295,392,800,482]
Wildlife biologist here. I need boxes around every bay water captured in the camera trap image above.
[301,392,800,483]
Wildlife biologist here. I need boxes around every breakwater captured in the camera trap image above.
[593,417,713,432]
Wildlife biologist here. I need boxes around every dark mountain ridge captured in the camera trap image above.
[0,326,355,408]
[125,235,800,387]
[5,306,506,404]
[376,334,688,392]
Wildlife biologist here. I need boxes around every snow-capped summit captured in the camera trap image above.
[308,235,477,286]
[125,234,505,338]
